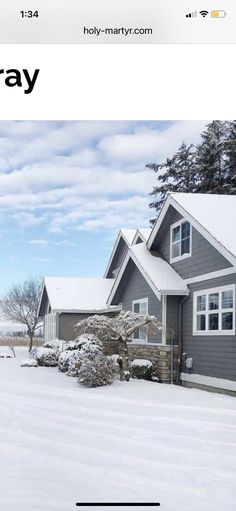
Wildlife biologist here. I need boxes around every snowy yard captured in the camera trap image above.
[0,348,236,511]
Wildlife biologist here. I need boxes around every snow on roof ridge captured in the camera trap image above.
[44,276,115,311]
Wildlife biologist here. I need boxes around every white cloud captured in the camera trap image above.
[98,121,207,163]
[29,239,48,246]
[12,212,46,228]
[0,120,208,235]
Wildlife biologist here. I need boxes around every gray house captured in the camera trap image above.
[107,192,236,394]
[38,228,150,342]
[38,193,236,394]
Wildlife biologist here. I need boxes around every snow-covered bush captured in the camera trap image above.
[43,339,65,352]
[67,351,83,377]
[78,356,115,388]
[131,359,153,380]
[58,334,104,377]
[110,354,122,378]
[58,350,73,372]
[65,334,102,353]
[21,358,38,367]
[33,347,58,367]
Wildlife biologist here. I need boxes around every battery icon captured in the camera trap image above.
[211,10,227,18]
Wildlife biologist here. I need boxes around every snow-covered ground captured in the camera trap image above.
[0,347,236,511]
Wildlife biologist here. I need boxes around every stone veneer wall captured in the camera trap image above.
[102,341,178,384]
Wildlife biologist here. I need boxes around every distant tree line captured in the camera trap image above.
[147,120,236,218]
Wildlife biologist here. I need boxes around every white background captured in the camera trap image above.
[0,44,235,120]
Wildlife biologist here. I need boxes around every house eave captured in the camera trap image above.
[107,248,188,306]
[103,231,124,278]
[50,306,122,315]
[161,289,189,296]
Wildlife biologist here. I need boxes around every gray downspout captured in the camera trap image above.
[176,294,190,385]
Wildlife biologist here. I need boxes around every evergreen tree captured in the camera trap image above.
[147,120,236,218]
[194,120,227,193]
[224,120,236,193]
[147,142,196,213]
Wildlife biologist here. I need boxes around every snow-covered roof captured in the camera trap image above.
[42,277,116,312]
[133,228,152,244]
[138,228,152,240]
[147,193,236,264]
[104,228,141,278]
[119,229,137,245]
[107,242,189,304]
[171,193,236,258]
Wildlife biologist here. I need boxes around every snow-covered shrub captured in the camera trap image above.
[58,350,73,372]
[77,334,103,358]
[110,354,122,378]
[43,339,65,352]
[65,334,102,353]
[33,347,58,367]
[21,358,38,367]
[131,359,153,380]
[58,334,104,377]
[64,340,81,351]
[67,335,104,377]
[67,351,83,377]
[78,356,115,388]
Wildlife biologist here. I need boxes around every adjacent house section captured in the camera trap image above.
[38,276,120,341]
[107,242,189,344]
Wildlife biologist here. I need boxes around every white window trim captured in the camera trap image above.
[170,219,192,264]
[132,297,148,343]
[193,284,235,336]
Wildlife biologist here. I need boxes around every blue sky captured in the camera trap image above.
[0,120,206,305]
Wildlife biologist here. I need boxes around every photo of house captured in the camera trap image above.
[0,120,236,511]
[38,192,236,395]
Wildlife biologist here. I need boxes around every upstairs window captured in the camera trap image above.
[193,285,235,336]
[170,220,191,262]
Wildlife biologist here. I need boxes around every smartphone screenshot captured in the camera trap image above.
[0,2,235,511]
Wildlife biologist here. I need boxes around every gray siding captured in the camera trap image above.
[58,313,90,340]
[106,237,128,278]
[39,288,51,316]
[182,273,236,381]
[58,311,119,341]
[151,205,232,279]
[111,259,162,343]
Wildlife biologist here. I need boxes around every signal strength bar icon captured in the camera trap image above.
[186,11,197,18]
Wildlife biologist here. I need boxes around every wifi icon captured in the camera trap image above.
[199,10,209,17]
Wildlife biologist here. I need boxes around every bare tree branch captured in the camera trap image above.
[0,276,42,352]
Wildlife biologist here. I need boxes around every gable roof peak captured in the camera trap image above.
[147,192,236,263]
